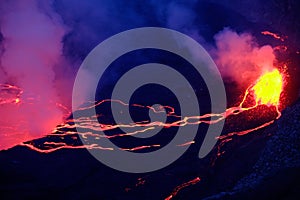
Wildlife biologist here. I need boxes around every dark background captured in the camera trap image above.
[0,0,300,199]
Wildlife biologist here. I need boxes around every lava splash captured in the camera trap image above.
[252,69,283,106]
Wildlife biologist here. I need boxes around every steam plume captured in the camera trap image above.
[212,28,276,87]
[0,0,67,149]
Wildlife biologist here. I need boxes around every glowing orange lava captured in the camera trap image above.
[261,31,286,41]
[1,64,286,179]
[252,69,283,106]
[0,83,69,150]
[17,67,286,155]
[165,177,201,200]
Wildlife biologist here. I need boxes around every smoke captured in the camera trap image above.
[35,1,278,102]
[149,1,276,88]
[0,0,67,149]
[148,0,207,46]
[211,28,276,87]
[147,1,276,88]
[0,0,279,150]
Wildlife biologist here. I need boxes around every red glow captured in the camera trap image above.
[165,177,201,200]
[261,31,286,41]
[252,69,283,106]
[120,144,161,151]
[0,83,69,150]
[15,67,285,155]
[0,63,286,182]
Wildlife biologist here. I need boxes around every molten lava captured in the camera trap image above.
[4,66,286,198]
[261,31,286,41]
[0,84,69,150]
[18,68,286,154]
[252,69,283,106]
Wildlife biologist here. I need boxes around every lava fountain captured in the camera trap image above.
[252,69,283,106]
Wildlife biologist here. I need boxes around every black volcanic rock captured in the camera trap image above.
[201,99,300,200]
[0,99,299,199]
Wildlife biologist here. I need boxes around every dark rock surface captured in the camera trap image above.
[0,99,299,199]
[201,99,300,200]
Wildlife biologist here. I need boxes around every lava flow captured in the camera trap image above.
[165,177,201,200]
[212,68,284,163]
[261,31,286,42]
[16,67,285,158]
[0,67,285,200]
[0,83,69,150]
[0,84,22,105]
